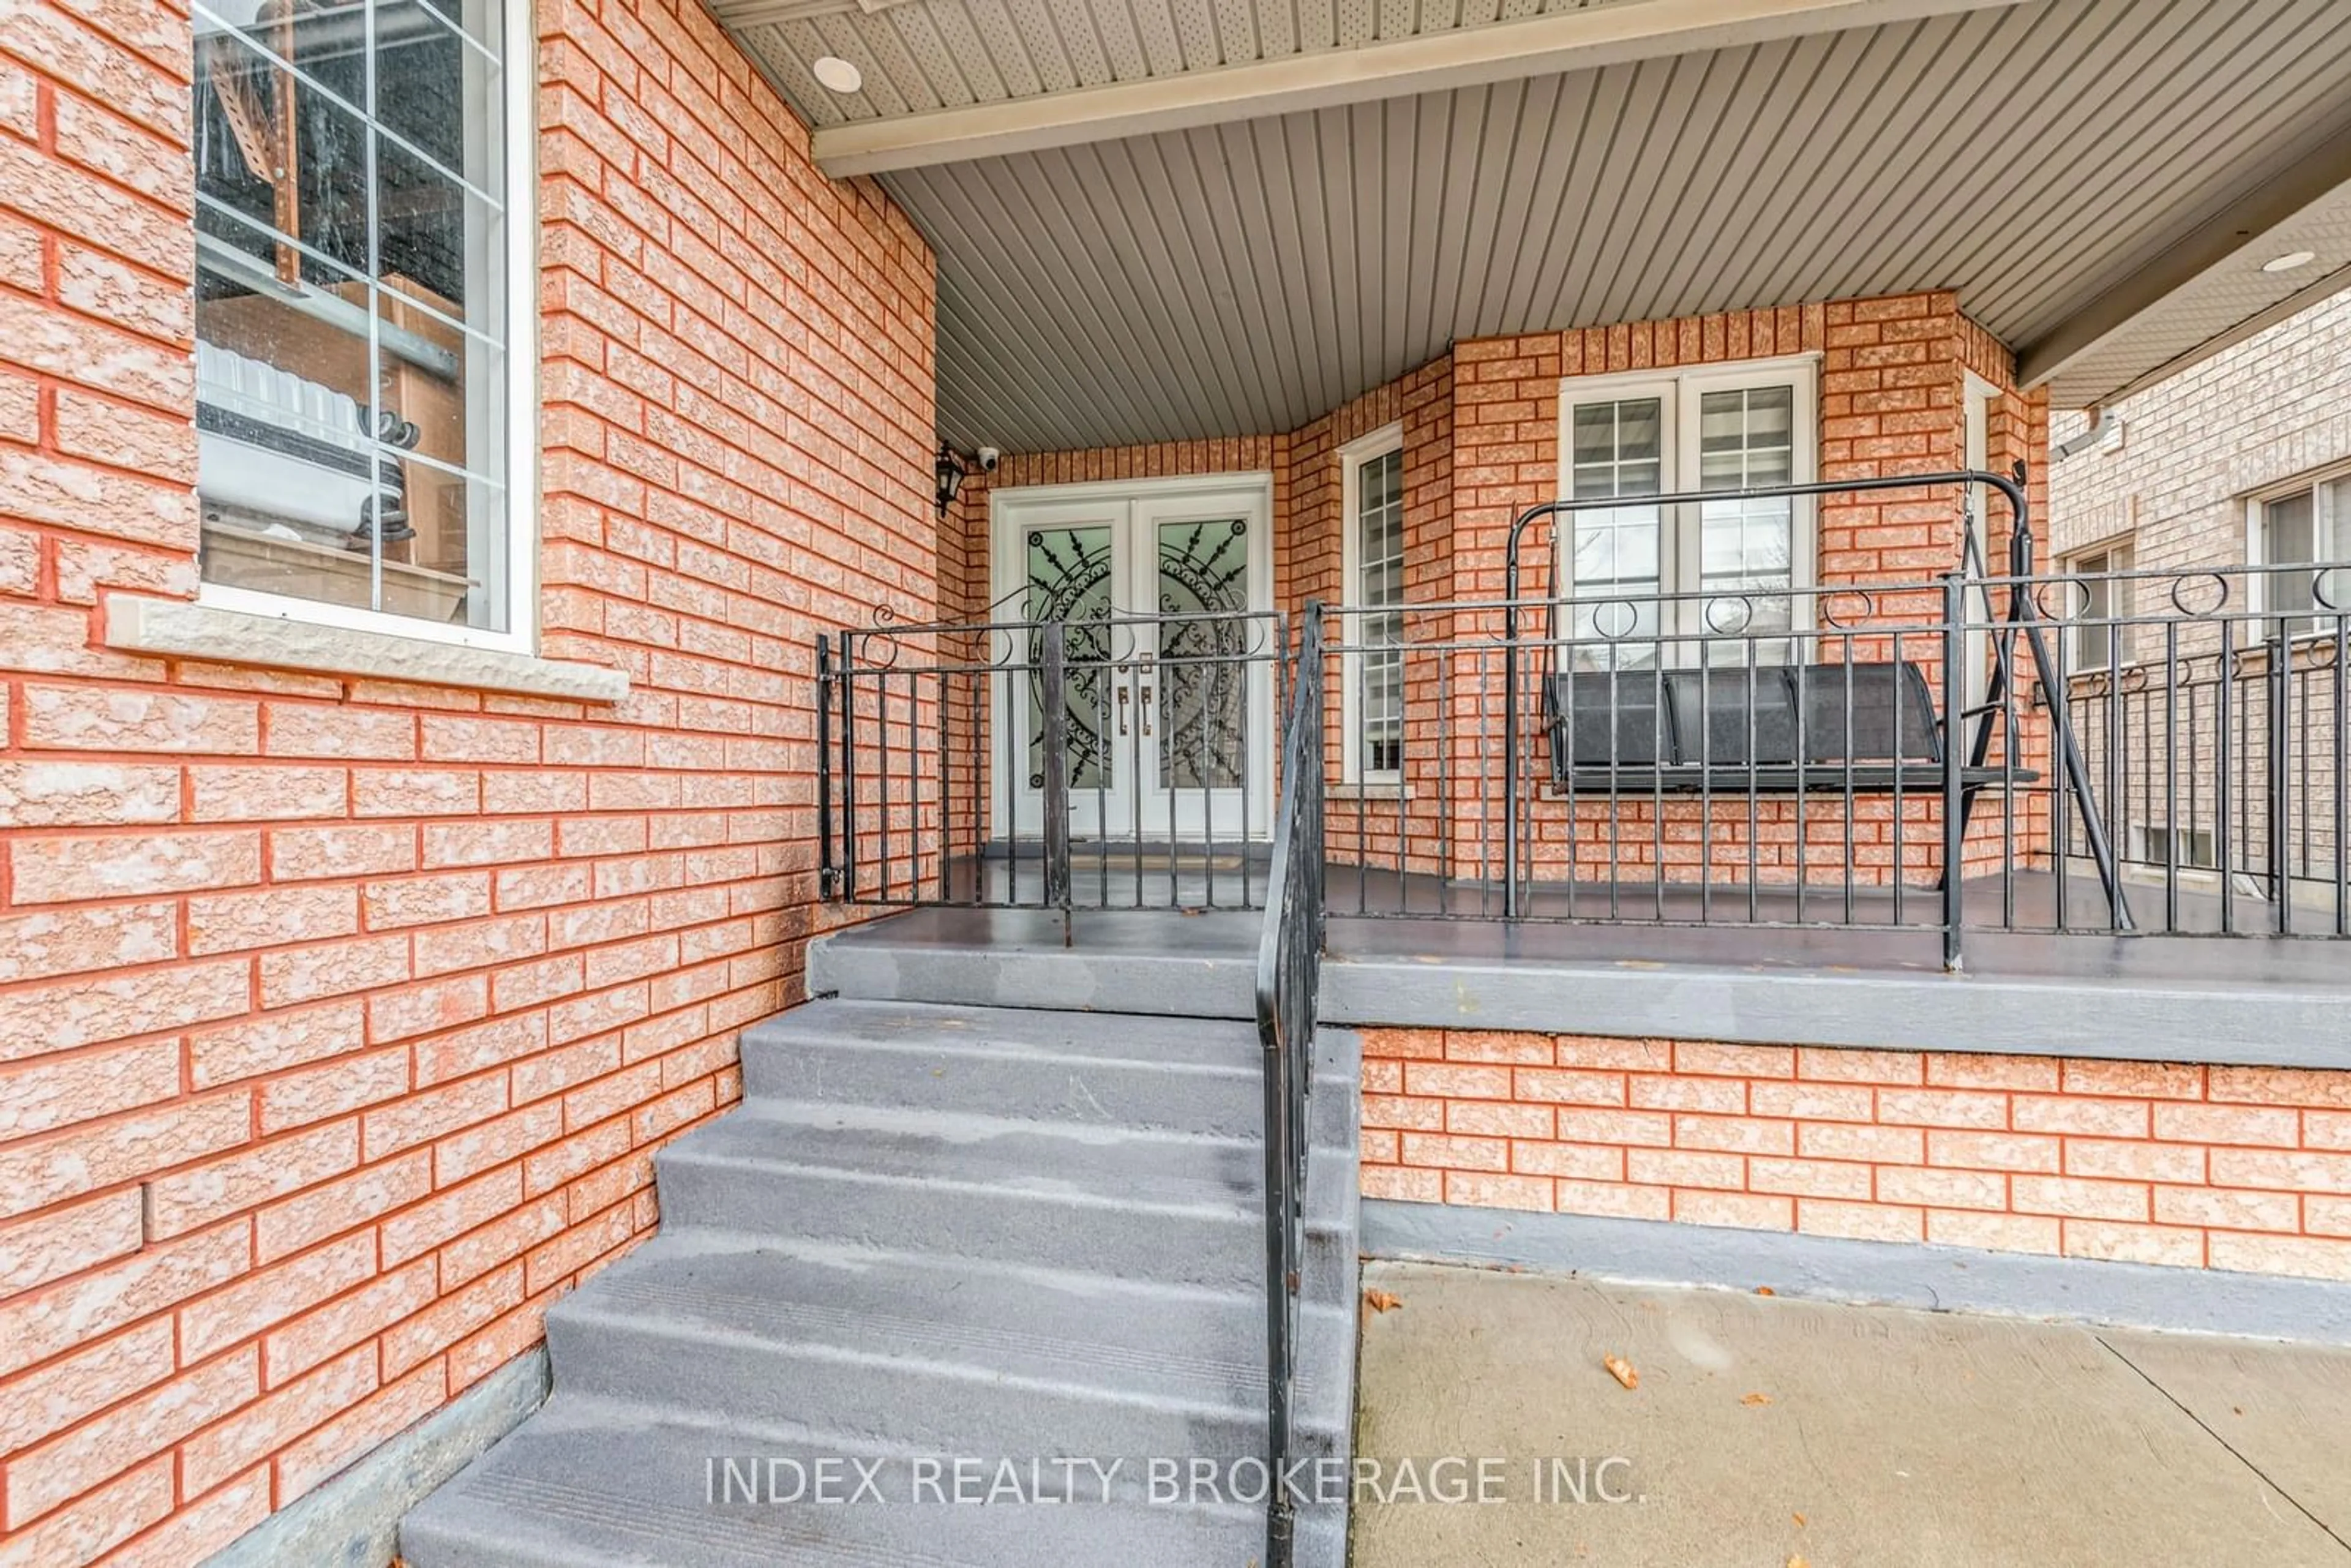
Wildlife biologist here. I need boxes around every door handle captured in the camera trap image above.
[1138,684,1153,737]
[1116,686,1130,735]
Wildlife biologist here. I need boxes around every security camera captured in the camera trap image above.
[977,446,1000,473]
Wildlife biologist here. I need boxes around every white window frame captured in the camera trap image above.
[2131,822,2217,871]
[1960,372,2000,712]
[1339,422,1406,784]
[2061,539,2133,671]
[1553,354,1820,664]
[2245,462,2350,632]
[191,0,542,656]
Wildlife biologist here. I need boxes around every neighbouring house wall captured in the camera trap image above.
[1361,1027,2351,1283]
[2049,285,2351,566]
[2045,287,2351,883]
[0,0,936,1560]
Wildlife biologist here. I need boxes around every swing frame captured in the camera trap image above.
[1498,464,2132,954]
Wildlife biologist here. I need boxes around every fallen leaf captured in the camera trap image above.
[1363,1289,1403,1314]
[1755,1285,1776,1297]
[1741,1392,1774,1406]
[1602,1353,1639,1390]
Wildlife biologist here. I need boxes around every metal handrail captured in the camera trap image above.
[1254,605,1325,1568]
[816,607,1288,917]
[1308,557,2347,950]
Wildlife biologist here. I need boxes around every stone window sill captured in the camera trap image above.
[103,597,631,703]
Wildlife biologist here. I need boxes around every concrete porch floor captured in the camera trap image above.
[1352,1260,2351,1567]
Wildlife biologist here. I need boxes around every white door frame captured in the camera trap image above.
[988,473,1276,846]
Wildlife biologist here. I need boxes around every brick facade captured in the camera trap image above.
[947,293,2053,887]
[1446,296,2050,885]
[1362,1027,2351,1283]
[1,0,2293,1548]
[0,0,935,1559]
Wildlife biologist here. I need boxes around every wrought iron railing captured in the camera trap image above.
[1313,525,2350,966]
[2058,564,2349,936]
[816,606,1290,928]
[1253,606,1324,1568]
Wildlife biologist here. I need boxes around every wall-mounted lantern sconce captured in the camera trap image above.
[934,445,968,520]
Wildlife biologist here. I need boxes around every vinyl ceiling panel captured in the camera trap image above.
[721,0,2351,450]
[725,0,1632,127]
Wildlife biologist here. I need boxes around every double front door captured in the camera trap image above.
[993,477,1275,846]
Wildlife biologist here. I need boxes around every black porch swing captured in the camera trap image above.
[1500,465,2132,940]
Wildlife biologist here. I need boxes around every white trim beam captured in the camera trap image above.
[811,0,2023,176]
[2018,121,2351,400]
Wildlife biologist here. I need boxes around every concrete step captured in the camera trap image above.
[653,1103,1360,1298]
[401,988,1362,1568]
[739,1000,1337,1142]
[401,1394,1348,1568]
[807,911,1262,1019]
[542,1232,1355,1460]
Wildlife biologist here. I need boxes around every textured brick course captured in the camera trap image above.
[1363,1027,2351,1283]
[0,0,934,1553]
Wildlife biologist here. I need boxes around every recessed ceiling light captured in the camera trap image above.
[2262,250,2317,273]
[812,55,863,94]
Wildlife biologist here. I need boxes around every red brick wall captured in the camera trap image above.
[945,297,2050,883]
[1362,1027,2351,1282]
[1447,294,2051,887]
[0,0,935,1558]
[938,295,2051,888]
[945,435,1292,621]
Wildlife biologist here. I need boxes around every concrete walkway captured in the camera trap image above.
[1353,1260,2351,1567]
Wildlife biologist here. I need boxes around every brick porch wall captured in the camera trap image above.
[1362,1027,2351,1283]
[1441,295,2053,885]
[0,0,935,1559]
[948,294,2055,887]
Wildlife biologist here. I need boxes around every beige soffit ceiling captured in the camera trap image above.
[716,0,2351,451]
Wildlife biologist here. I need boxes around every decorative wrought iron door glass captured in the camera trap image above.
[1023,523,1115,793]
[1155,517,1252,791]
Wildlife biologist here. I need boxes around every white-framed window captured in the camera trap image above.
[1556,356,1817,669]
[190,0,536,650]
[2131,822,2217,871]
[2063,541,2132,670]
[1339,424,1405,782]
[2248,469,2350,634]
